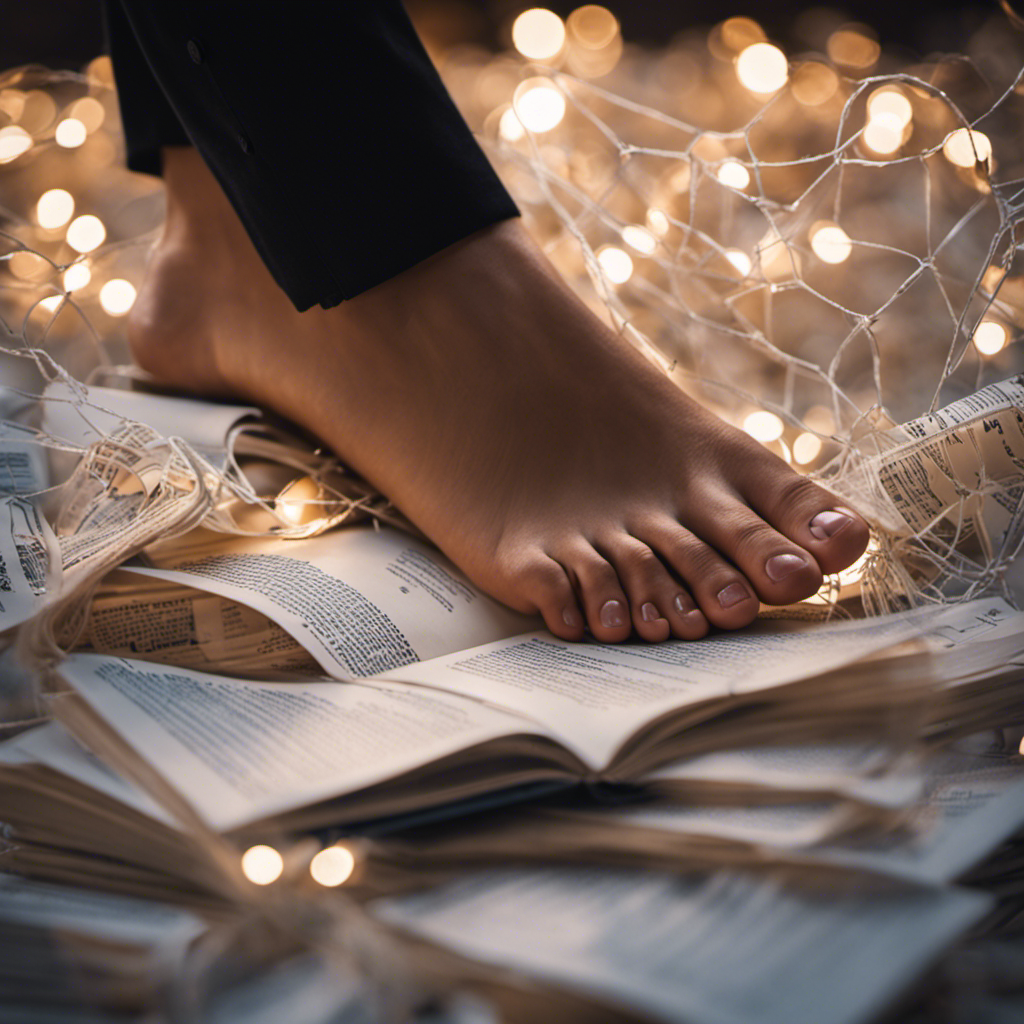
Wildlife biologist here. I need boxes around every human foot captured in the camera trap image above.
[129,147,870,644]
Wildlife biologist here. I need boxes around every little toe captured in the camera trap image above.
[565,545,633,643]
[518,553,586,641]
[640,520,760,630]
[598,534,678,642]
[742,469,870,574]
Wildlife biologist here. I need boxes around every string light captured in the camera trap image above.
[512,8,566,61]
[69,96,105,134]
[275,475,322,524]
[972,320,1007,355]
[810,223,853,264]
[621,224,657,255]
[867,88,912,129]
[9,251,50,281]
[724,249,752,276]
[38,295,63,313]
[791,62,838,106]
[65,214,105,253]
[99,279,137,315]
[735,43,788,94]
[758,231,801,281]
[596,245,633,283]
[803,405,836,434]
[717,160,750,189]
[793,432,823,464]
[36,188,75,229]
[943,128,992,168]
[567,5,618,49]
[240,844,284,885]
[743,411,785,442]
[827,28,880,69]
[498,106,525,141]
[0,126,32,163]
[513,78,566,133]
[719,17,765,53]
[862,112,903,155]
[646,207,670,236]
[55,118,87,148]
[62,262,91,292]
[309,844,356,887]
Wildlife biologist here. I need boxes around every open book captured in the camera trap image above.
[47,597,1024,845]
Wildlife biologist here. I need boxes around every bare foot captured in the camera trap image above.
[129,147,869,644]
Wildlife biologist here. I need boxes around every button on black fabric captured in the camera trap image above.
[187,40,203,64]
[237,134,251,154]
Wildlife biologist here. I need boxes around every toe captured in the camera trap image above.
[639,519,761,630]
[741,467,870,574]
[517,553,586,641]
[597,534,676,642]
[563,544,633,643]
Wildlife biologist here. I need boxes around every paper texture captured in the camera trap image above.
[0,495,59,631]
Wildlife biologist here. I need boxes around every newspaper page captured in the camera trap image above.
[378,600,1008,769]
[126,526,537,677]
[54,653,554,832]
[0,494,59,631]
[374,866,989,1024]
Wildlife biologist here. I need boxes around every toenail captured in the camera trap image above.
[562,607,581,629]
[674,593,698,617]
[765,553,808,581]
[809,509,854,541]
[600,599,627,628]
[717,582,751,609]
[641,602,660,622]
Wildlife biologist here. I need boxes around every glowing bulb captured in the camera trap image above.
[724,249,752,276]
[596,245,633,284]
[759,232,801,281]
[735,43,788,94]
[973,321,1007,355]
[39,295,63,313]
[36,188,75,229]
[310,845,356,887]
[512,8,566,60]
[827,28,880,69]
[668,162,691,193]
[241,844,284,885]
[867,89,912,129]
[55,118,87,148]
[513,79,566,133]
[720,17,766,53]
[0,126,32,163]
[862,112,903,155]
[9,251,50,281]
[810,223,852,264]
[99,279,137,315]
[743,411,785,442]
[717,160,750,189]
[275,475,322,525]
[803,405,835,434]
[567,5,619,49]
[646,207,670,236]
[62,262,91,291]
[621,224,657,256]
[69,96,105,134]
[943,128,992,168]
[791,62,838,106]
[793,432,823,464]
[498,106,525,141]
[66,215,105,254]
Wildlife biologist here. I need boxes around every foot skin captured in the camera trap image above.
[129,147,870,644]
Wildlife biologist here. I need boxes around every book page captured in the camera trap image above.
[0,495,58,631]
[380,601,1004,768]
[54,653,551,832]
[127,526,536,676]
[375,866,988,1024]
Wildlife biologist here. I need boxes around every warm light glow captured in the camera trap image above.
[55,118,87,148]
[596,245,633,283]
[668,162,691,194]
[275,475,321,524]
[717,160,750,189]
[793,432,823,464]
[943,128,992,168]
[827,28,880,69]
[973,320,1007,355]
[310,845,356,887]
[743,410,785,442]
[70,96,105,134]
[241,844,284,885]
[862,112,903,155]
[646,207,670,236]
[36,188,75,229]
[720,17,766,53]
[512,9,566,61]
[867,89,913,129]
[62,262,91,292]
[724,249,752,276]
[66,215,106,254]
[39,295,63,313]
[0,126,32,163]
[621,224,657,255]
[513,79,566,133]
[498,106,525,141]
[758,232,801,281]
[791,62,838,106]
[99,279,137,315]
[567,5,619,49]
[803,405,835,434]
[810,223,853,264]
[735,43,788,94]
[0,89,25,121]
[9,251,50,281]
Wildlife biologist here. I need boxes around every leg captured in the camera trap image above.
[111,6,869,643]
